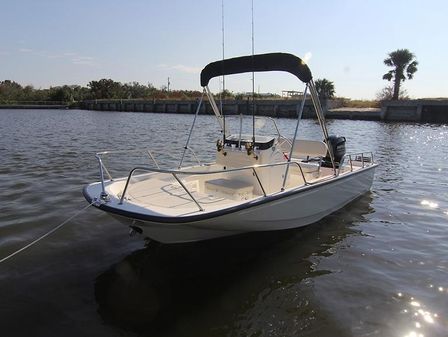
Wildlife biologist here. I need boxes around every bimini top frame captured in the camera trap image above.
[200,52,312,86]
[180,52,336,174]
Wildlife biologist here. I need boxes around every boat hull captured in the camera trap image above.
[87,165,376,243]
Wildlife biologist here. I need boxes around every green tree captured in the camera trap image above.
[22,85,36,100]
[314,78,335,99]
[49,85,74,102]
[123,81,150,99]
[146,83,158,97]
[0,80,23,102]
[220,89,234,99]
[88,79,124,99]
[382,49,418,100]
[71,85,91,101]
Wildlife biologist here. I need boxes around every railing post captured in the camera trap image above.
[294,162,308,185]
[96,154,109,200]
[146,149,160,169]
[119,168,138,205]
[101,159,113,181]
[187,147,201,166]
[281,85,308,191]
[252,168,266,196]
[171,173,204,211]
[179,90,205,169]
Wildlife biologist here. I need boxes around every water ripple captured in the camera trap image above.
[0,110,447,336]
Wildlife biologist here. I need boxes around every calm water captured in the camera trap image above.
[0,109,447,337]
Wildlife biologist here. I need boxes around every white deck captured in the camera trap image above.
[95,136,370,221]
[124,173,240,215]
[108,163,350,217]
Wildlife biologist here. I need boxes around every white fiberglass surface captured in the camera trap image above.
[107,162,361,217]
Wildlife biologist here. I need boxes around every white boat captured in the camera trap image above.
[84,53,377,243]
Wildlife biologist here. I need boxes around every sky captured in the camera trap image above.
[0,0,447,99]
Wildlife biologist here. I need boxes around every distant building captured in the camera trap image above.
[281,90,304,99]
[238,92,281,99]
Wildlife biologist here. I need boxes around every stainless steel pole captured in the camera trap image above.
[281,85,308,191]
[308,79,336,174]
[179,90,205,168]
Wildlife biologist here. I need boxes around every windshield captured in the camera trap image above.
[223,116,281,139]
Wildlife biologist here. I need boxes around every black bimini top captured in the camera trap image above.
[200,52,312,87]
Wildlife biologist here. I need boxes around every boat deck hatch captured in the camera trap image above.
[205,178,254,201]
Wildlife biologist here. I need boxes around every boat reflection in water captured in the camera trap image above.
[94,193,374,335]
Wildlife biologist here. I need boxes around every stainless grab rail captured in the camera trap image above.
[97,148,160,156]
[184,146,201,166]
[96,148,161,178]
[171,172,204,211]
[338,152,374,175]
[97,146,202,179]
[96,154,113,181]
[96,154,109,200]
[252,168,266,197]
[116,160,311,210]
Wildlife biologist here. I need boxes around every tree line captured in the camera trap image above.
[0,49,418,104]
[0,78,283,104]
[0,79,206,103]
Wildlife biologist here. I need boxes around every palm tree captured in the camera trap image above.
[314,78,335,99]
[383,49,418,100]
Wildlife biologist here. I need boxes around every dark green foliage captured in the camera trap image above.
[382,49,418,100]
[314,78,335,99]
[0,80,24,102]
[0,78,281,103]
[49,85,75,102]
[0,79,203,103]
[88,79,124,99]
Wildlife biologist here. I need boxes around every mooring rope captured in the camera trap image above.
[0,200,96,264]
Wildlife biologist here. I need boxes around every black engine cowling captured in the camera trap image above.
[322,135,346,168]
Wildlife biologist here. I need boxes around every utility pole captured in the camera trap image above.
[167,77,170,92]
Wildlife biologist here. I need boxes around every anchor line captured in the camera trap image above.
[0,200,96,264]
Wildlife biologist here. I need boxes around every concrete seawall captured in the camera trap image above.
[325,101,447,122]
[381,99,448,123]
[1,99,446,122]
[80,99,319,119]
[77,98,448,123]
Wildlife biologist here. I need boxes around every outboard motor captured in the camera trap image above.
[322,135,346,168]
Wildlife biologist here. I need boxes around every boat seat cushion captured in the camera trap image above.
[291,140,328,159]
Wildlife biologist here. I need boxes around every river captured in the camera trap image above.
[0,109,447,337]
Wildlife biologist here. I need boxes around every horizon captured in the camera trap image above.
[1,0,447,100]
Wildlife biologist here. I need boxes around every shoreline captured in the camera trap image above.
[0,104,69,109]
[1,98,447,122]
